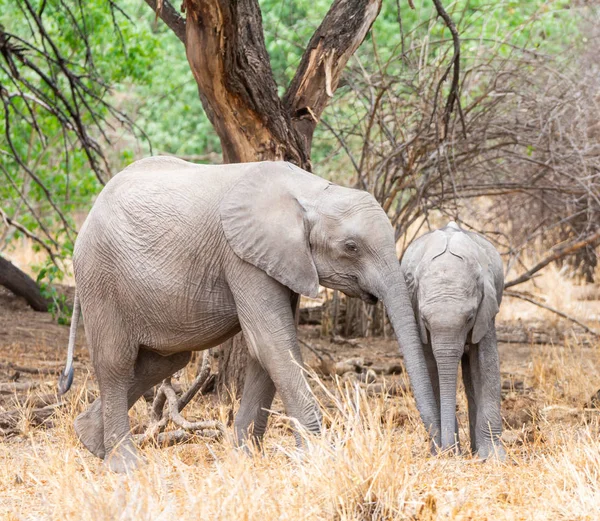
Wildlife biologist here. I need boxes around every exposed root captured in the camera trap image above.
[136,350,225,446]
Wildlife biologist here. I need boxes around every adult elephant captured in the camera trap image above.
[59,157,438,472]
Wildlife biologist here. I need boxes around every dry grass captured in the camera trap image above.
[2,233,600,521]
[1,343,599,521]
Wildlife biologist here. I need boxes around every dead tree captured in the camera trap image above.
[0,256,48,311]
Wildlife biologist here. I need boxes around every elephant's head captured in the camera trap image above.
[221,161,439,440]
[403,225,500,451]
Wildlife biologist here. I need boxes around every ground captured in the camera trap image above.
[0,284,599,520]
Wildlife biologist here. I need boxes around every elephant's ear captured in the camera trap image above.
[471,245,499,344]
[401,266,428,344]
[220,163,321,298]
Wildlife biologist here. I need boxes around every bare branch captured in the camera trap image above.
[504,230,600,289]
[430,0,462,138]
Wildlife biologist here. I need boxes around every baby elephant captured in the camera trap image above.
[401,222,505,460]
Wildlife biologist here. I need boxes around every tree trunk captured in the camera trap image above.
[0,256,49,312]
[150,0,382,398]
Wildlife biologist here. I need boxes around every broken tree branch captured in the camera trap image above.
[504,229,600,289]
[181,0,305,165]
[283,0,383,152]
[143,0,186,44]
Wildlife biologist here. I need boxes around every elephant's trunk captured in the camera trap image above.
[432,337,461,453]
[380,268,440,444]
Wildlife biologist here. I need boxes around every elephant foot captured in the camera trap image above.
[104,442,141,473]
[74,401,105,459]
[477,442,506,462]
[431,441,461,457]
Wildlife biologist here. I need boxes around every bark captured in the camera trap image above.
[149,0,382,398]
[216,333,249,402]
[183,0,307,166]
[0,256,49,312]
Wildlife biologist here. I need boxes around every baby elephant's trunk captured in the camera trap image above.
[433,339,461,453]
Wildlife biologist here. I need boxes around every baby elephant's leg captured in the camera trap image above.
[469,328,505,461]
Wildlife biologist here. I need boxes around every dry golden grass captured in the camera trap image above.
[1,345,599,521]
[2,227,600,521]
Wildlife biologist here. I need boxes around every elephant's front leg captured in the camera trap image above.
[461,352,478,455]
[469,327,505,461]
[423,342,444,454]
[234,355,276,450]
[233,278,322,446]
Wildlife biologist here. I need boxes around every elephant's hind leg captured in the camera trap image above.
[93,335,138,473]
[74,398,106,459]
[75,348,191,467]
[234,356,276,450]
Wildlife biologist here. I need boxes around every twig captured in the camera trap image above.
[298,338,334,361]
[504,291,598,337]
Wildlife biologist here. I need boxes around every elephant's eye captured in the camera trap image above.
[345,240,358,253]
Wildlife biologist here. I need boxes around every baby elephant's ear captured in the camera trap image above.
[220,163,322,298]
[401,268,429,344]
[472,251,499,344]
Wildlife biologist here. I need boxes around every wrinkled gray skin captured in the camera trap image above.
[401,222,505,460]
[68,157,439,473]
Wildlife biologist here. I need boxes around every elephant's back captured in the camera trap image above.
[100,157,253,204]
[72,158,252,295]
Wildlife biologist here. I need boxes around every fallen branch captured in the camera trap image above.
[332,335,364,349]
[137,349,225,445]
[0,362,60,375]
[0,382,39,394]
[504,291,598,337]
[0,402,63,429]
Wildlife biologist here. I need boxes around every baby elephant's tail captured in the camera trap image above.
[58,292,80,395]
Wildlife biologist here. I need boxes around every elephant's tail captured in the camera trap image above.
[58,292,80,395]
